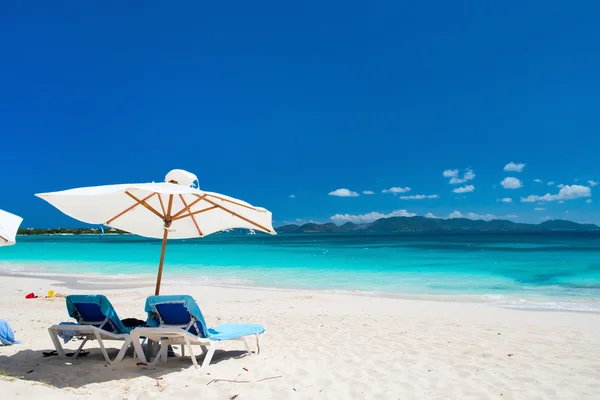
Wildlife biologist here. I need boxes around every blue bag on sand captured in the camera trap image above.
[0,320,21,345]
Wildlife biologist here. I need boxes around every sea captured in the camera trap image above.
[2,232,600,313]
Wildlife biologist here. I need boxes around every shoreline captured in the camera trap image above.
[2,267,599,314]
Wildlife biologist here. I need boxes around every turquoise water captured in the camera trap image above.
[2,232,600,312]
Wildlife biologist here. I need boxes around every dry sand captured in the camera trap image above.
[1,275,599,399]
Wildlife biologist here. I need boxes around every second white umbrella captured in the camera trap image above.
[0,209,23,246]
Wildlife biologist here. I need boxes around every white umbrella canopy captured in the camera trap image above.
[35,169,275,293]
[0,209,23,246]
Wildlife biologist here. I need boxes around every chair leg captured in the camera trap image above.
[184,337,198,369]
[93,330,111,364]
[114,337,132,363]
[48,328,67,358]
[131,335,147,364]
[256,333,263,354]
[160,341,169,363]
[242,337,251,353]
[201,343,217,370]
[149,344,164,369]
[73,337,89,358]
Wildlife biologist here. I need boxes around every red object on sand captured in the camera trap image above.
[25,292,37,299]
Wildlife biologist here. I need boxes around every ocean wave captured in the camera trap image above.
[481,297,600,313]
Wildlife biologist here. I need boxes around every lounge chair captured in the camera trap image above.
[130,295,264,370]
[48,295,137,364]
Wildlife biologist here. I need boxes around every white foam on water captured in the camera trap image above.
[480,295,600,313]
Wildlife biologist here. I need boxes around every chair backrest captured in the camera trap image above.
[66,295,129,334]
[144,295,209,338]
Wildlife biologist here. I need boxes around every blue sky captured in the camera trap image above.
[1,1,599,227]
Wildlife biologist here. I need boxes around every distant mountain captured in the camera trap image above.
[294,222,345,233]
[538,219,600,231]
[275,217,599,234]
[276,224,301,233]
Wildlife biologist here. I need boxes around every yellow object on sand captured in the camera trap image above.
[47,290,55,298]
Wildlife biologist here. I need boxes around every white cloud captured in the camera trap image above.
[501,177,523,189]
[382,187,411,194]
[466,212,496,220]
[330,209,416,223]
[443,169,459,178]
[289,194,296,198]
[548,181,556,186]
[557,185,592,200]
[424,212,437,218]
[520,184,592,203]
[444,169,475,184]
[282,218,318,225]
[521,194,553,202]
[328,188,359,197]
[586,199,592,204]
[448,210,465,218]
[498,198,512,203]
[534,207,546,211]
[588,180,598,187]
[448,210,517,221]
[463,169,476,181]
[504,162,526,172]
[533,178,543,184]
[556,183,564,188]
[399,194,439,200]
[362,190,375,195]
[449,169,476,184]
[453,185,475,194]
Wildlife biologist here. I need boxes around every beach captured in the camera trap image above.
[1,274,599,399]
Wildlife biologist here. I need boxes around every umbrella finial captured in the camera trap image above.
[165,169,199,188]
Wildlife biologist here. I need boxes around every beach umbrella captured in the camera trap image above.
[35,169,275,294]
[0,209,23,246]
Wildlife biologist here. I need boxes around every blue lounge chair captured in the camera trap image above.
[130,295,264,370]
[48,295,137,363]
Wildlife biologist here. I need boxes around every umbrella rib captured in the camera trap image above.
[157,193,166,217]
[205,194,257,211]
[106,192,159,225]
[202,198,272,233]
[178,194,203,236]
[125,191,164,220]
[171,194,207,220]
[172,205,218,221]
[166,194,174,217]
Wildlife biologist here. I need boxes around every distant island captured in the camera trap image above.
[17,228,128,235]
[276,217,600,233]
[16,217,599,236]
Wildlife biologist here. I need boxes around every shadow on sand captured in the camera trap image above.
[0,344,249,388]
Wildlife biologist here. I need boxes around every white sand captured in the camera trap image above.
[1,275,599,399]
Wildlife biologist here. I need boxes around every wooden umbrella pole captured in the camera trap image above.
[155,194,174,295]
[154,228,169,295]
